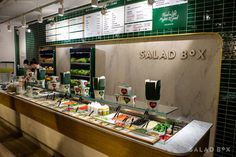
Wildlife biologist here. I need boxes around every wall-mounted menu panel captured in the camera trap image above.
[152,0,188,30]
[46,23,56,42]
[84,12,103,38]
[46,24,56,30]
[46,16,84,42]
[68,16,84,40]
[125,1,152,23]
[125,21,152,33]
[45,0,189,43]
[46,36,56,43]
[102,6,125,35]
[69,25,83,32]
[46,29,56,36]
[124,0,152,33]
[69,32,84,39]
[153,0,187,8]
[56,20,69,28]
[69,16,83,25]
[56,26,69,41]
[57,33,69,41]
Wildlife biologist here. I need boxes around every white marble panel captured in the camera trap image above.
[95,34,222,148]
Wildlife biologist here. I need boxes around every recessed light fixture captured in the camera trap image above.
[58,0,64,16]
[148,0,155,5]
[0,0,66,29]
[91,0,98,8]
[26,28,31,33]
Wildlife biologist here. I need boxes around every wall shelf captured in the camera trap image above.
[70,45,95,97]
[39,46,56,76]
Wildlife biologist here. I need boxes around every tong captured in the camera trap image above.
[171,122,175,135]
[122,116,129,123]
[143,109,149,120]
[88,110,94,116]
[112,106,121,120]
[163,127,168,140]
[75,107,79,112]
[57,98,62,107]
[46,94,49,100]
[52,93,56,100]
[141,120,150,128]
[129,117,135,128]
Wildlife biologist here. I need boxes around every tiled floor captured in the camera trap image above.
[0,121,56,157]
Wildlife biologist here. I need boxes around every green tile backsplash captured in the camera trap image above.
[25,1,236,156]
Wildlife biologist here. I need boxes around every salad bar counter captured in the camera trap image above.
[0,90,212,157]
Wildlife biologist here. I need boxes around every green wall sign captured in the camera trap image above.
[153,3,187,30]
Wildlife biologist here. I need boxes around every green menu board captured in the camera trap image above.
[153,3,187,30]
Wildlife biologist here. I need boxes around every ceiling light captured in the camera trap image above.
[58,7,64,16]
[38,14,43,23]
[22,15,27,28]
[148,0,155,5]
[38,8,43,23]
[26,28,31,33]
[101,7,107,15]
[58,0,64,16]
[7,21,12,32]
[91,0,98,8]
[0,0,65,26]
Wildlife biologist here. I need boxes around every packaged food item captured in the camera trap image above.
[116,95,136,106]
[88,102,109,116]
[118,85,132,96]
[146,121,158,130]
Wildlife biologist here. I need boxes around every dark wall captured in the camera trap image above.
[26,22,45,62]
